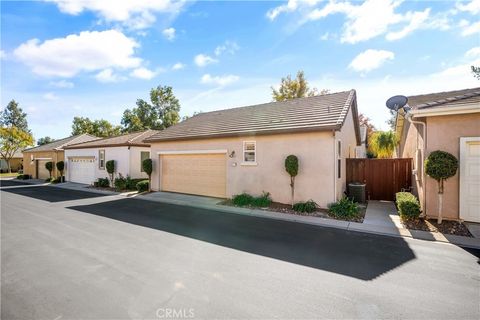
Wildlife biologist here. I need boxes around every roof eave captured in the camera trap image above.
[145,125,341,143]
[63,143,150,150]
[412,104,480,118]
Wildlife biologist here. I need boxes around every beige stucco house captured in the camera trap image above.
[395,87,480,223]
[23,134,98,179]
[144,90,361,207]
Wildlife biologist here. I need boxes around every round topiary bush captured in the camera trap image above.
[142,158,153,192]
[424,150,458,223]
[45,161,54,178]
[106,160,115,187]
[56,161,65,182]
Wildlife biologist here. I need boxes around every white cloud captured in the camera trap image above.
[49,80,74,88]
[214,41,239,56]
[162,27,176,41]
[271,0,447,43]
[130,67,157,80]
[385,9,430,41]
[465,47,480,58]
[46,0,187,29]
[0,50,6,59]
[95,68,126,83]
[201,74,239,86]
[14,30,141,77]
[194,54,218,67]
[456,0,480,15]
[43,92,59,100]
[349,49,395,73]
[460,20,480,36]
[266,0,321,20]
[172,62,185,70]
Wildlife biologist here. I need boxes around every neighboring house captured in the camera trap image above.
[144,90,361,207]
[63,130,159,185]
[23,134,98,179]
[0,152,23,173]
[355,125,368,158]
[395,87,480,223]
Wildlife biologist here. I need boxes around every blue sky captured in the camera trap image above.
[1,0,479,140]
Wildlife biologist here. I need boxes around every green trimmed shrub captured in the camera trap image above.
[285,154,299,207]
[252,192,272,207]
[328,197,359,219]
[96,177,110,188]
[45,161,54,178]
[396,192,421,220]
[56,161,65,182]
[106,160,115,186]
[17,174,31,180]
[293,200,318,213]
[142,158,153,192]
[114,174,127,191]
[136,180,149,192]
[232,193,254,206]
[45,177,52,182]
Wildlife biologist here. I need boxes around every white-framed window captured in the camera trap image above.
[140,151,150,172]
[337,140,342,179]
[243,141,256,163]
[99,149,105,170]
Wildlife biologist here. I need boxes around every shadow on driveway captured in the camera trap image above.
[68,198,417,281]
[1,185,106,202]
[0,180,31,187]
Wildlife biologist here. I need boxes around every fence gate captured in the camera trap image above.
[346,158,413,201]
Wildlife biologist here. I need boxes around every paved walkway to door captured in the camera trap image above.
[363,201,403,229]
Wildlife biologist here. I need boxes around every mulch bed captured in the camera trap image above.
[219,200,366,223]
[401,218,473,237]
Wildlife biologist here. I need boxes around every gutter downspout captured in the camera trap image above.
[406,113,426,215]
[333,130,337,203]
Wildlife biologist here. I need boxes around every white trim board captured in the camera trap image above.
[459,136,480,222]
[157,149,228,155]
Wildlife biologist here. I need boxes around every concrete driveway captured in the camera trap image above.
[2,183,479,319]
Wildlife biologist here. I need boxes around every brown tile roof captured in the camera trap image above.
[408,87,480,109]
[145,90,358,142]
[24,134,99,152]
[63,130,159,149]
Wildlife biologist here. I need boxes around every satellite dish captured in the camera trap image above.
[386,95,408,112]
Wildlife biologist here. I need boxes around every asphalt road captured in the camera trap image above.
[2,182,479,319]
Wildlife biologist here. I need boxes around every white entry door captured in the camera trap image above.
[459,137,480,222]
[68,157,95,185]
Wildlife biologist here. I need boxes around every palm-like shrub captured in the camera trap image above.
[425,150,458,223]
[368,131,398,158]
[142,158,153,192]
[106,160,115,187]
[56,161,64,182]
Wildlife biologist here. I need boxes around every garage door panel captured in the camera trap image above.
[69,157,95,185]
[460,139,480,223]
[161,154,226,198]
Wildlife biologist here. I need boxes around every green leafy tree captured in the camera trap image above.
[37,136,55,146]
[142,158,153,192]
[56,161,65,182]
[1,100,30,132]
[106,160,115,187]
[386,109,397,130]
[368,131,398,158]
[72,117,122,137]
[425,151,458,224]
[121,85,181,132]
[472,66,480,80]
[0,126,34,173]
[285,155,299,207]
[271,71,328,102]
[45,161,54,179]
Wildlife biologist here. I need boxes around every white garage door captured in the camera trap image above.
[37,160,50,179]
[68,157,95,185]
[460,137,480,223]
[161,153,227,198]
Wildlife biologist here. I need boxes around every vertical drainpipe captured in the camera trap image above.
[406,113,426,214]
[333,129,337,203]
